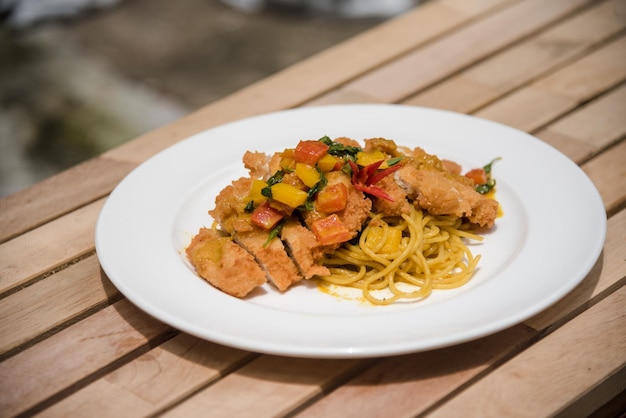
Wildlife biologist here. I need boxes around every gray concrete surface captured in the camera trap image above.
[0,0,414,197]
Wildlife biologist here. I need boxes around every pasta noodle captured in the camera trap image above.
[319,205,482,305]
[190,135,499,302]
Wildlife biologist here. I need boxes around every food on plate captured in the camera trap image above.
[186,136,500,304]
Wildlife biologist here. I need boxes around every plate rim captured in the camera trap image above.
[95,103,607,358]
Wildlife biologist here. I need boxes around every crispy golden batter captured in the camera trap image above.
[186,228,267,297]
[395,165,498,228]
[188,136,500,298]
[234,230,302,291]
[281,220,330,279]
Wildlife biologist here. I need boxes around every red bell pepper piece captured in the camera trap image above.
[294,140,330,166]
[464,168,487,185]
[315,183,348,213]
[311,214,353,245]
[250,200,284,230]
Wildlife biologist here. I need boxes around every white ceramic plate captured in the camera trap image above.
[95,104,606,358]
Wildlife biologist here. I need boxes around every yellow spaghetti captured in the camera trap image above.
[319,205,482,305]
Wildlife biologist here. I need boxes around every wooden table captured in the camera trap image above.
[1,0,625,416]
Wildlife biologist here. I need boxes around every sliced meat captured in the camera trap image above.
[209,177,255,234]
[301,170,372,246]
[371,175,411,217]
[281,220,330,279]
[334,136,361,148]
[186,228,267,297]
[363,137,401,157]
[337,174,372,234]
[442,159,462,176]
[395,165,498,228]
[234,230,303,291]
[243,151,272,179]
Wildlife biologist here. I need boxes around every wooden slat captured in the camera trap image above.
[426,284,626,418]
[438,0,516,15]
[100,0,516,165]
[536,84,626,162]
[582,138,626,213]
[1,3,623,418]
[525,208,626,331]
[338,0,596,102]
[0,157,136,244]
[161,355,366,418]
[475,36,626,131]
[0,299,171,417]
[0,198,104,296]
[294,208,626,417]
[10,205,625,417]
[34,334,255,418]
[0,255,118,356]
[404,0,626,112]
[294,325,534,418]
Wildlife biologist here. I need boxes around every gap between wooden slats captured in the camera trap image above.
[582,137,626,216]
[0,2,620,414]
[159,356,374,418]
[0,0,514,245]
[535,84,626,164]
[4,24,622,305]
[473,37,626,132]
[401,0,626,113]
[0,255,120,359]
[523,199,626,331]
[282,209,625,418]
[33,333,258,418]
[309,0,624,110]
[0,157,137,244]
[0,198,105,297]
[17,152,625,418]
[327,0,598,103]
[0,299,174,417]
[162,325,533,418]
[0,0,536,348]
[99,0,516,166]
[3,24,624,304]
[424,285,626,418]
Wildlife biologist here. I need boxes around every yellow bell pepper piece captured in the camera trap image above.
[366,226,403,253]
[316,154,340,172]
[271,183,308,208]
[295,163,321,188]
[280,148,296,171]
[247,179,267,204]
[382,228,403,253]
[356,151,388,168]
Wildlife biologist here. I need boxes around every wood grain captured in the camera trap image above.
[0,157,136,243]
[426,285,626,418]
[536,84,626,162]
[0,198,104,296]
[102,0,515,166]
[524,207,626,331]
[0,255,118,356]
[475,36,626,131]
[1,2,624,417]
[582,139,626,213]
[343,0,596,102]
[404,0,626,112]
[161,355,365,418]
[0,299,171,417]
[295,325,535,418]
[36,334,255,418]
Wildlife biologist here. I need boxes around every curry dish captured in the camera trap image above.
[186,136,499,304]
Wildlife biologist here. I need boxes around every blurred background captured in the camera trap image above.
[0,0,421,197]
